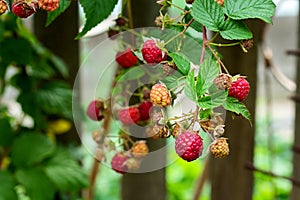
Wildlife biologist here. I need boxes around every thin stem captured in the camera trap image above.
[208,32,220,43]
[167,1,186,11]
[209,41,240,47]
[206,43,230,74]
[127,0,133,29]
[200,26,207,65]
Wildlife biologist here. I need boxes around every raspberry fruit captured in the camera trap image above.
[138,101,152,121]
[115,16,127,26]
[131,140,149,158]
[86,100,104,121]
[141,39,167,64]
[228,77,250,102]
[108,28,120,39]
[38,0,60,12]
[111,153,129,174]
[0,0,8,16]
[175,132,203,162]
[125,158,141,171]
[153,124,170,138]
[185,0,194,4]
[210,138,229,158]
[213,73,232,90]
[115,48,138,68]
[241,39,254,52]
[162,62,178,76]
[215,0,224,6]
[150,84,171,107]
[171,123,182,138]
[117,107,140,125]
[12,0,38,18]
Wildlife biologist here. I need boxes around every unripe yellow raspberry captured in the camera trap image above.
[150,84,171,107]
[210,138,229,158]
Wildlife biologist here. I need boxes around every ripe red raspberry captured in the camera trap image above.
[111,153,129,174]
[175,131,203,162]
[12,0,37,18]
[38,0,60,12]
[0,0,8,16]
[141,39,167,64]
[228,77,250,102]
[115,48,138,68]
[150,84,171,107]
[86,100,104,121]
[117,107,140,125]
[138,101,152,121]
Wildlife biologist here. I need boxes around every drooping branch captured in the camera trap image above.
[245,162,300,187]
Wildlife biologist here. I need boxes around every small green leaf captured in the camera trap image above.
[191,0,253,40]
[0,118,14,147]
[199,108,212,120]
[184,70,197,101]
[169,52,191,75]
[44,149,89,191]
[198,90,227,109]
[0,171,18,200]
[161,72,182,90]
[46,0,72,26]
[16,168,55,200]
[35,81,73,119]
[223,97,251,121]
[196,58,219,96]
[119,67,145,81]
[76,0,118,39]
[224,0,276,24]
[11,133,55,167]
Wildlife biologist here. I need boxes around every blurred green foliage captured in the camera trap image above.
[0,13,88,200]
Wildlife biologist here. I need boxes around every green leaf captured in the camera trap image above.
[0,171,18,200]
[223,97,251,121]
[16,168,55,200]
[44,149,89,191]
[196,58,219,96]
[184,70,197,101]
[191,0,253,40]
[76,0,118,39]
[169,52,191,75]
[198,90,227,109]
[0,38,33,65]
[161,71,183,90]
[0,118,14,147]
[184,6,202,32]
[119,67,145,81]
[46,0,72,26]
[35,81,73,119]
[11,133,55,167]
[224,0,276,24]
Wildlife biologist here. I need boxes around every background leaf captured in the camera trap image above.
[77,0,118,39]
[0,118,14,147]
[46,0,72,26]
[169,52,191,75]
[0,171,18,200]
[44,149,89,191]
[191,0,253,40]
[16,168,55,200]
[223,0,276,24]
[11,133,55,167]
[184,70,197,101]
[196,58,219,96]
[223,96,251,121]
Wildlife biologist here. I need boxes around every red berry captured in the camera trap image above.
[86,100,104,121]
[111,153,129,174]
[38,0,60,12]
[138,101,152,121]
[115,48,138,68]
[175,131,203,162]
[12,0,37,18]
[228,77,250,102]
[117,107,140,125]
[141,39,167,64]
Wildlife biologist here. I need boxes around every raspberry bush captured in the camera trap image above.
[81,0,276,174]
